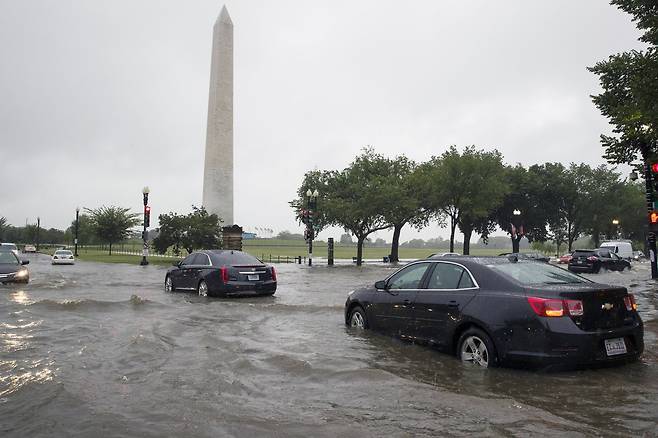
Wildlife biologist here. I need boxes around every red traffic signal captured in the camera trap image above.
[652,163,658,173]
[650,211,658,224]
[144,205,151,227]
[144,206,151,214]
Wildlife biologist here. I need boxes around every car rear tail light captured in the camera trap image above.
[528,297,564,317]
[624,294,638,311]
[587,256,598,262]
[564,299,584,316]
[527,297,584,317]
[271,266,277,281]
[219,266,229,283]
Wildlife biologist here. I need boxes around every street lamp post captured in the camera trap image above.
[36,217,40,252]
[305,189,319,266]
[612,218,620,239]
[511,209,522,253]
[140,187,150,266]
[74,207,80,257]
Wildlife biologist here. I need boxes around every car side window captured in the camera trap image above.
[181,254,195,266]
[427,263,473,289]
[610,253,620,260]
[388,263,430,290]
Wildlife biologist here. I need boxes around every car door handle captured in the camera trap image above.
[448,300,459,308]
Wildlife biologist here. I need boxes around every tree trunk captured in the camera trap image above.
[389,223,403,262]
[462,228,472,255]
[511,235,521,253]
[449,218,456,253]
[356,236,365,266]
[592,229,600,248]
[109,242,112,255]
[567,222,574,252]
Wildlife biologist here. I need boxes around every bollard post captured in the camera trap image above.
[327,238,334,266]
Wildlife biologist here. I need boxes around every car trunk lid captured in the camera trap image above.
[533,283,630,330]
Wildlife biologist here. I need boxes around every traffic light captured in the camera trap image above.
[651,211,658,225]
[651,163,658,193]
[144,205,151,227]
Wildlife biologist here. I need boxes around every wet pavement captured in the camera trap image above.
[1,254,657,437]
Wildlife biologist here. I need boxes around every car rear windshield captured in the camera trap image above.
[572,250,595,256]
[0,252,19,264]
[488,261,589,285]
[211,251,262,266]
[55,250,72,255]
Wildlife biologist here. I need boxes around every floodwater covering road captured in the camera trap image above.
[1,254,657,437]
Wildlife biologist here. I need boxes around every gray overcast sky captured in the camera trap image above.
[0,1,645,242]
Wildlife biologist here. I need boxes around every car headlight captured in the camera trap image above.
[15,270,28,278]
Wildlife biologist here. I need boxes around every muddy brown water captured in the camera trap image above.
[1,254,657,437]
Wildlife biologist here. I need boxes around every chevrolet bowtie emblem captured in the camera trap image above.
[602,303,614,310]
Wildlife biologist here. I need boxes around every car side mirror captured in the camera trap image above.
[374,280,387,290]
[21,260,29,265]
[173,261,181,267]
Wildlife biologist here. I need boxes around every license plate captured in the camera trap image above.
[577,260,583,264]
[604,338,627,356]
[247,274,259,281]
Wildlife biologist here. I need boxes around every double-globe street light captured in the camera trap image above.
[140,187,151,266]
[304,189,319,266]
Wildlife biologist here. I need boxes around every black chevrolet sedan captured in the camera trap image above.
[345,256,643,370]
[0,250,30,284]
[165,250,276,297]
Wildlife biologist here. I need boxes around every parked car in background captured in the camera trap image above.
[499,252,550,263]
[345,256,643,370]
[0,251,29,284]
[429,252,461,257]
[165,250,277,297]
[23,245,37,253]
[599,241,633,260]
[52,249,75,265]
[559,253,573,264]
[568,249,631,273]
[0,243,19,256]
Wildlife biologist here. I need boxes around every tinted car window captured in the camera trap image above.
[458,271,475,288]
[427,263,467,289]
[192,253,211,265]
[596,250,611,258]
[388,263,430,290]
[572,250,594,257]
[211,251,262,266]
[181,254,195,266]
[488,262,589,285]
[0,252,19,264]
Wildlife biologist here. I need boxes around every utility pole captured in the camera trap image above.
[642,144,658,279]
[303,189,319,266]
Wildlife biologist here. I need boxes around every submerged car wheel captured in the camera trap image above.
[349,306,368,329]
[197,280,208,297]
[165,276,175,292]
[458,328,497,369]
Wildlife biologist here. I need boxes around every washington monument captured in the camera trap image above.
[202,5,234,225]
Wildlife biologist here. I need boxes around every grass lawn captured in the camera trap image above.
[35,239,515,265]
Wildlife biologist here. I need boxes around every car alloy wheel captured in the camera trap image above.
[198,280,208,297]
[349,306,367,329]
[458,328,496,368]
[165,276,173,292]
[460,335,490,367]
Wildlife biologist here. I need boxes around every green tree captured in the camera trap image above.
[85,206,140,255]
[420,146,508,255]
[494,165,549,253]
[589,1,658,165]
[183,206,222,253]
[377,154,430,262]
[0,217,8,241]
[152,212,187,255]
[66,214,97,246]
[152,206,222,255]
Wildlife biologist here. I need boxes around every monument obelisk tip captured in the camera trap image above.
[217,5,233,25]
